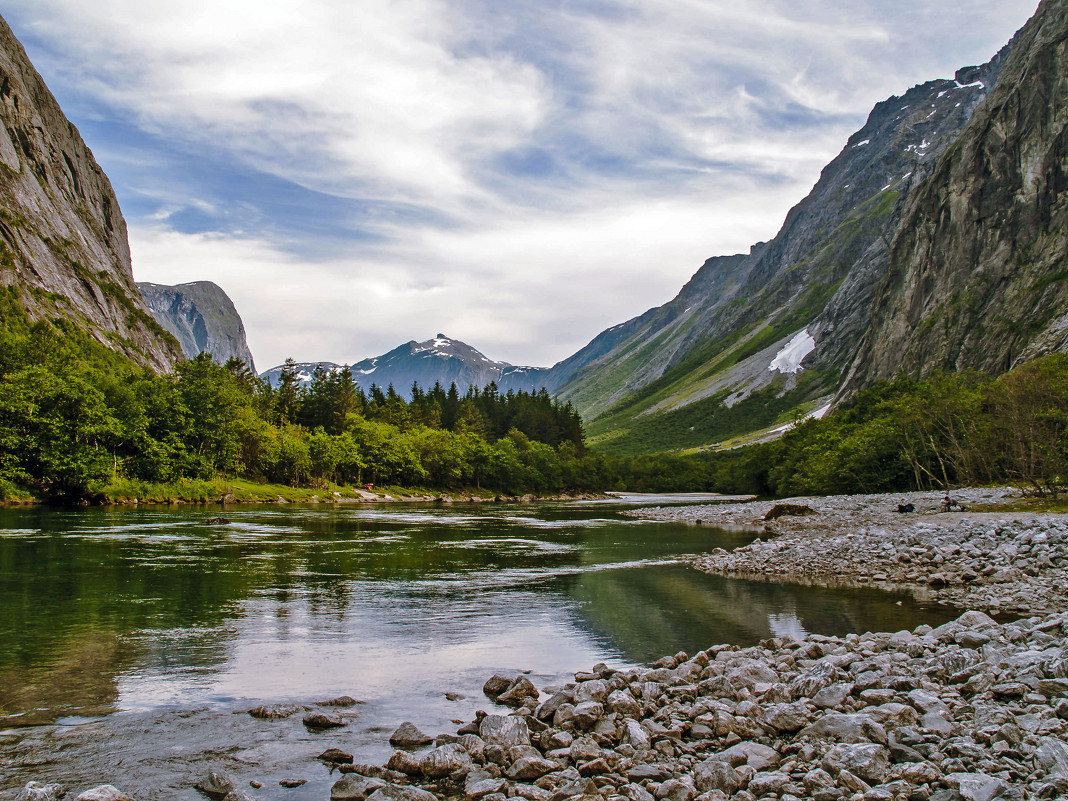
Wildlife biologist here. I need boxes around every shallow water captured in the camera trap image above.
[0,499,957,799]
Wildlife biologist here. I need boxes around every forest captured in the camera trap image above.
[644,356,1068,499]
[0,289,617,500]
[4,285,1068,503]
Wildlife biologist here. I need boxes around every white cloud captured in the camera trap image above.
[4,0,1041,371]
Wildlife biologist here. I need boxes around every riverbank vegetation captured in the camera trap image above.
[4,287,1068,503]
[0,291,615,501]
[695,354,1068,498]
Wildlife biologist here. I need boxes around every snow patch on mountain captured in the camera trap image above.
[769,329,816,374]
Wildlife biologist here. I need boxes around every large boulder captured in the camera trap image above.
[693,758,743,794]
[800,713,887,744]
[821,744,889,784]
[75,789,132,801]
[421,743,473,778]
[366,786,439,801]
[194,772,235,799]
[389,722,433,749]
[506,755,559,781]
[331,775,387,801]
[479,714,531,748]
[16,786,65,801]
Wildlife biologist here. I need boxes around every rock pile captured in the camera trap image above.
[337,610,1068,801]
[633,489,1068,615]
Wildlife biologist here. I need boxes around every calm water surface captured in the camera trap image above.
[0,499,956,798]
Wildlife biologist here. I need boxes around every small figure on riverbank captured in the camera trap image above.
[941,494,965,512]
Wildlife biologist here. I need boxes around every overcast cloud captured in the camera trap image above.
[3,0,1039,369]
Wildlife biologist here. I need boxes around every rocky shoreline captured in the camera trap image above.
[11,488,1068,801]
[628,488,1068,617]
[28,608,1066,801]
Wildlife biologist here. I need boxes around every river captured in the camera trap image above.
[0,498,957,800]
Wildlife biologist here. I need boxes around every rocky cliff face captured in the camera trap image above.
[0,13,181,371]
[841,0,1068,390]
[138,281,256,372]
[540,41,1010,450]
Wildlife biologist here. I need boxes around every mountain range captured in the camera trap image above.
[259,334,547,394]
[1,0,1066,456]
[259,0,1068,454]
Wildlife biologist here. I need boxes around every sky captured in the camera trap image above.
[4,0,1039,370]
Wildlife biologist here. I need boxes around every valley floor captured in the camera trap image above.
[630,487,1068,617]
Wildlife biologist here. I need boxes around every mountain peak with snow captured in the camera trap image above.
[261,334,549,395]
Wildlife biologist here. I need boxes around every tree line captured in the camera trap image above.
[4,285,1068,502]
[676,355,1068,499]
[0,290,618,500]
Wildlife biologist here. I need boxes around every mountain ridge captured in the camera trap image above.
[138,280,257,372]
[260,334,550,394]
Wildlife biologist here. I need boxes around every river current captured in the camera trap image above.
[0,497,956,799]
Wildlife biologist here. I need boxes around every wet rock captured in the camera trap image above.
[303,710,345,729]
[195,771,235,799]
[15,784,65,801]
[498,676,540,707]
[421,742,473,778]
[385,750,424,775]
[74,788,132,801]
[319,748,356,764]
[248,703,302,719]
[483,674,515,700]
[365,786,439,801]
[321,695,360,707]
[507,755,560,781]
[480,714,532,748]
[220,793,257,801]
[279,779,307,788]
[390,721,434,749]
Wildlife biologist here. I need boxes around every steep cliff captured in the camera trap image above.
[0,14,181,371]
[842,0,1068,390]
[138,281,256,372]
[543,43,1010,453]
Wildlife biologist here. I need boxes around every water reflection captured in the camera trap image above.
[0,502,957,728]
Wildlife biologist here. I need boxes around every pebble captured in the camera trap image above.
[344,608,1068,801]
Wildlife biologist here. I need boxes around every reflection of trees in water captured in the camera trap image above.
[563,565,960,665]
[0,629,126,726]
[0,505,957,723]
